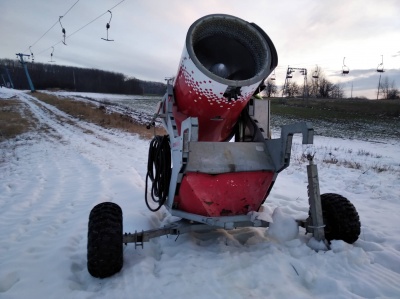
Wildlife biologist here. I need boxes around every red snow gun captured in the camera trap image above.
[147,14,308,219]
[87,14,361,279]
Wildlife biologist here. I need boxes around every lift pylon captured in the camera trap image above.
[16,53,35,92]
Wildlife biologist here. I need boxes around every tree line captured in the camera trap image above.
[0,58,166,95]
[263,66,399,100]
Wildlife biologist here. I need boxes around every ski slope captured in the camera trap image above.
[1,88,400,298]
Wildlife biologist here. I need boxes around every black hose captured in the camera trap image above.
[145,135,171,212]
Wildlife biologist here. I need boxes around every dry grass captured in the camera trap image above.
[34,92,165,139]
[270,97,400,120]
[0,99,37,141]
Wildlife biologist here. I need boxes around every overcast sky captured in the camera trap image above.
[1,0,400,98]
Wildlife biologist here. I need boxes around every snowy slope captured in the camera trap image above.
[1,88,399,299]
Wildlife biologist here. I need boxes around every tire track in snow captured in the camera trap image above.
[0,92,150,296]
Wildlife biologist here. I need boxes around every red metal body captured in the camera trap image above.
[174,171,275,217]
[173,67,254,142]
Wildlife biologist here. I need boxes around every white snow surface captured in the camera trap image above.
[1,88,400,298]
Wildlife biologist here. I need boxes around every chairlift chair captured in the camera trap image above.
[101,10,114,41]
[342,57,349,75]
[59,17,67,45]
[270,70,276,80]
[312,65,319,79]
[377,55,384,73]
[48,47,55,63]
[29,46,34,63]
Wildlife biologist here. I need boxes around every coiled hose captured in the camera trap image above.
[145,135,171,212]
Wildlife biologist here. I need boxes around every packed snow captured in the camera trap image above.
[1,87,400,298]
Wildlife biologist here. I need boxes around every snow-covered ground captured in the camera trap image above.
[1,88,400,298]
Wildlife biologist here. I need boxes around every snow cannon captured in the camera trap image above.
[87,14,361,279]
[173,14,277,142]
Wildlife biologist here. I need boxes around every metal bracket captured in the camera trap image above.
[265,122,314,172]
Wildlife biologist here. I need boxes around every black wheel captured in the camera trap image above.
[87,202,123,278]
[309,193,361,244]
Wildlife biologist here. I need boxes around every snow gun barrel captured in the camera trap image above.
[172,14,278,141]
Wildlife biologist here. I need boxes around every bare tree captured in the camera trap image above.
[282,81,301,97]
[264,79,277,97]
[380,77,400,100]
[304,66,344,99]
[331,83,345,99]
[318,78,334,98]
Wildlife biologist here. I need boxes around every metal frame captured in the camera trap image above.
[123,81,326,246]
[282,66,308,99]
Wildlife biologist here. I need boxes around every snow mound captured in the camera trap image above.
[267,207,299,242]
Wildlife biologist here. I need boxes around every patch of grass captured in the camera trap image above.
[323,157,339,165]
[341,160,362,170]
[34,92,165,139]
[269,97,400,121]
[0,99,37,141]
[357,149,371,156]
[371,164,393,173]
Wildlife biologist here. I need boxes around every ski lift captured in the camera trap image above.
[49,47,55,63]
[342,57,349,75]
[377,55,384,73]
[101,10,114,41]
[59,16,67,45]
[312,65,319,79]
[270,70,276,80]
[286,69,293,79]
[29,46,34,63]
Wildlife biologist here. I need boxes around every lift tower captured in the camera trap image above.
[16,53,35,92]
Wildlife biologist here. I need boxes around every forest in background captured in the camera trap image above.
[0,58,166,95]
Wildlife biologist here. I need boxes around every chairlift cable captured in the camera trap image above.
[24,0,80,52]
[65,0,125,40]
[35,0,126,56]
[61,0,80,18]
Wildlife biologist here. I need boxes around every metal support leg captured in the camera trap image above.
[306,155,325,242]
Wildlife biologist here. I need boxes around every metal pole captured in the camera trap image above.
[307,155,325,242]
[351,82,353,99]
[282,65,289,97]
[377,74,381,100]
[1,74,6,86]
[16,53,35,92]
[5,68,14,89]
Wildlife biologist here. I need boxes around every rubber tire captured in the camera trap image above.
[87,202,123,278]
[309,193,361,244]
